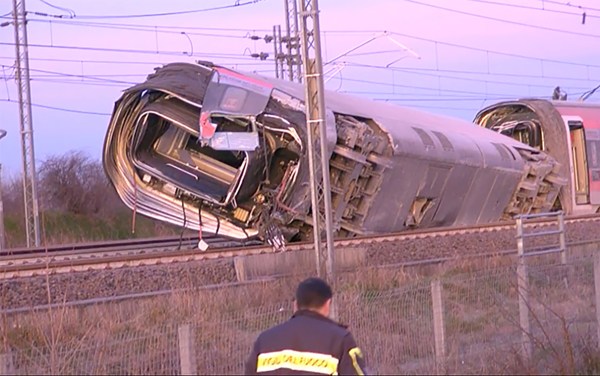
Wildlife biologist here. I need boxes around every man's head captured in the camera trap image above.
[294,277,333,317]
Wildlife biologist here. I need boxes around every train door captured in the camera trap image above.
[563,116,590,205]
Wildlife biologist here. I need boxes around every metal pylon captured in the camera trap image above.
[298,0,335,282]
[284,0,302,82]
[12,0,41,247]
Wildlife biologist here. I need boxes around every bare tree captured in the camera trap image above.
[38,151,125,216]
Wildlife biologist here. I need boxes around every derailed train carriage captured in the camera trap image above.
[103,61,566,246]
[474,99,600,216]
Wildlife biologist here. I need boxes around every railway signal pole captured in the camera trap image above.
[12,0,41,247]
[0,129,6,250]
[298,0,336,293]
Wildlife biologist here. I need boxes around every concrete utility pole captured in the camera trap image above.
[12,0,41,247]
[298,0,336,285]
[0,129,6,250]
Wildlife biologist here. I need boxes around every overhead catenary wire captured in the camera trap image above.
[7,16,597,70]
[24,18,273,33]
[27,0,264,20]
[402,0,600,39]
[0,56,270,67]
[38,0,75,17]
[0,41,268,61]
[542,0,600,13]
[0,98,110,115]
[341,62,596,89]
[26,18,254,39]
[464,0,600,19]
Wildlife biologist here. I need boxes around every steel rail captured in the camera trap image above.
[1,213,599,279]
[3,237,598,316]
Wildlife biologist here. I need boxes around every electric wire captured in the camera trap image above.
[0,41,266,61]
[26,18,253,39]
[542,0,600,13]
[465,0,600,18]
[403,0,600,39]
[38,0,75,17]
[6,16,596,70]
[37,0,264,20]
[341,62,595,89]
[0,98,110,115]
[26,19,272,33]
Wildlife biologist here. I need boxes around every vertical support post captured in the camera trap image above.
[272,25,280,79]
[0,159,5,250]
[558,212,566,264]
[233,256,247,282]
[0,130,6,251]
[431,279,446,374]
[0,353,14,375]
[283,0,301,82]
[178,324,197,376]
[594,252,600,350]
[276,25,285,79]
[12,0,41,247]
[298,0,336,320]
[516,216,532,361]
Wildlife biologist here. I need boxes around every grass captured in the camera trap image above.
[3,211,179,248]
[0,252,598,374]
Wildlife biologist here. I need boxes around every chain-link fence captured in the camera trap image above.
[2,251,600,374]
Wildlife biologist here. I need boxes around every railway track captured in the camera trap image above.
[1,213,599,280]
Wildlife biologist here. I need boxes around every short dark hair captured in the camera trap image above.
[295,277,333,309]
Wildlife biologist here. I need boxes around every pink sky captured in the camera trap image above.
[0,0,599,175]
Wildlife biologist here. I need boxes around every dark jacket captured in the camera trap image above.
[245,309,367,375]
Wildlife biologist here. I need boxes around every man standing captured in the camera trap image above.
[245,277,368,375]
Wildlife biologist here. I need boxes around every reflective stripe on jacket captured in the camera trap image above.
[245,310,367,375]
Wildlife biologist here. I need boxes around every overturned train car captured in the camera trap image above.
[103,62,565,245]
[475,99,600,216]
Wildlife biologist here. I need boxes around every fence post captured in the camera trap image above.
[594,252,600,350]
[516,216,532,361]
[0,353,14,375]
[431,279,446,374]
[558,212,566,265]
[178,324,197,375]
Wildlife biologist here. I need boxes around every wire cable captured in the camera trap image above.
[341,62,595,89]
[48,0,264,20]
[26,18,252,39]
[402,0,600,39]
[465,0,600,19]
[38,0,75,17]
[0,98,111,115]
[542,0,600,13]
[25,18,272,33]
[0,41,268,62]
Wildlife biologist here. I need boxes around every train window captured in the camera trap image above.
[586,140,600,182]
[568,120,590,204]
[432,131,454,151]
[491,120,543,150]
[412,127,435,148]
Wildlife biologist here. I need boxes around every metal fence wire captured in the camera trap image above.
[2,253,600,375]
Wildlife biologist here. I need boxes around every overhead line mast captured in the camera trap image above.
[298,0,336,290]
[12,0,41,247]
